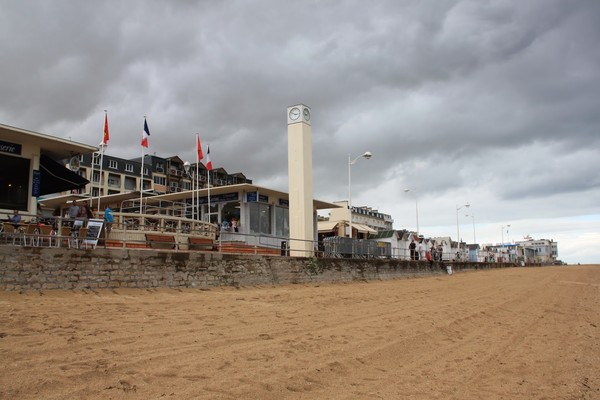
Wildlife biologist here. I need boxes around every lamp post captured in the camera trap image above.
[183,161,193,219]
[403,188,419,236]
[96,141,108,212]
[466,214,476,244]
[501,224,511,246]
[501,224,511,262]
[456,203,470,256]
[348,151,372,238]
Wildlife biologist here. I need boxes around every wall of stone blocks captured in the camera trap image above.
[0,246,515,291]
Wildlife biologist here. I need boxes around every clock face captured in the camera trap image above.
[303,108,310,121]
[289,107,301,120]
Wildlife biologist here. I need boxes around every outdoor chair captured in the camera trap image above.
[0,223,19,245]
[23,224,39,246]
[77,227,89,249]
[37,225,55,247]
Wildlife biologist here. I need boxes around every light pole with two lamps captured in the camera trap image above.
[403,188,419,237]
[183,161,195,220]
[348,151,372,238]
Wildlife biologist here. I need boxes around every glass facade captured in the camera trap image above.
[248,202,272,235]
[275,206,289,237]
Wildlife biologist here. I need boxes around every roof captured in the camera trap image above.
[144,183,341,210]
[38,191,148,210]
[353,223,378,234]
[0,122,97,160]
[317,220,343,232]
[369,230,398,239]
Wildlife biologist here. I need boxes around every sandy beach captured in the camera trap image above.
[1,265,598,399]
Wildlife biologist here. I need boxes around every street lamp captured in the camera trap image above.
[183,161,193,219]
[501,224,511,262]
[96,141,108,212]
[348,151,372,238]
[501,224,511,246]
[403,188,419,236]
[466,214,476,244]
[456,203,470,255]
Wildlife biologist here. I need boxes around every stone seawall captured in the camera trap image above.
[0,246,519,291]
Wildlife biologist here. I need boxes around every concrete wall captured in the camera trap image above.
[0,246,521,291]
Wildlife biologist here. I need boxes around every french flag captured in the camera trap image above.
[206,145,213,171]
[141,118,150,148]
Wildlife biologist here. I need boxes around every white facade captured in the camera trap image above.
[515,238,558,263]
[329,201,393,233]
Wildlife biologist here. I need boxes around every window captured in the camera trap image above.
[125,163,134,172]
[93,154,101,166]
[0,154,30,210]
[124,176,137,191]
[249,202,272,235]
[107,173,120,188]
[109,160,118,169]
[275,206,289,237]
[154,176,166,185]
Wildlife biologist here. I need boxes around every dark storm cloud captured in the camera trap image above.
[1,0,599,261]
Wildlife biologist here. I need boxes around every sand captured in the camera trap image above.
[0,265,598,399]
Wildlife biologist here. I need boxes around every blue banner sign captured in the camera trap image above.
[32,170,41,198]
[197,192,239,204]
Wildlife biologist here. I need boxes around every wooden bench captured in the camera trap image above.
[188,237,215,251]
[145,233,177,250]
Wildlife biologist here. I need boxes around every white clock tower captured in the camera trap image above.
[287,104,314,257]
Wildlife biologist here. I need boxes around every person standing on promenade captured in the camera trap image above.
[68,201,79,219]
[409,239,416,260]
[103,207,114,237]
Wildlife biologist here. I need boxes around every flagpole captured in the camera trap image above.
[97,110,109,213]
[207,144,211,223]
[98,143,105,211]
[140,144,144,215]
[140,116,146,215]
[195,161,199,221]
[195,134,199,221]
[90,149,96,209]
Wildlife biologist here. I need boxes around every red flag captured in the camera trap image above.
[103,113,110,144]
[206,145,212,171]
[141,118,150,148]
[196,135,203,161]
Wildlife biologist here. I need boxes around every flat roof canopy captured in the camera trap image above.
[39,184,342,211]
[145,183,341,210]
[0,123,97,160]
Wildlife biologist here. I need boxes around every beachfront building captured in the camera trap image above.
[0,123,95,218]
[325,200,393,238]
[515,238,558,264]
[66,152,253,199]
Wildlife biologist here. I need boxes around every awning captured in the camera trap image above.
[317,221,344,232]
[39,154,89,196]
[353,223,378,234]
[317,221,377,234]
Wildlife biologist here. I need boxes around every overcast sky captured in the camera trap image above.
[2,0,599,264]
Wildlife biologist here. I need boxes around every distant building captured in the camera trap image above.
[326,200,393,238]
[67,152,252,198]
[515,238,558,264]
